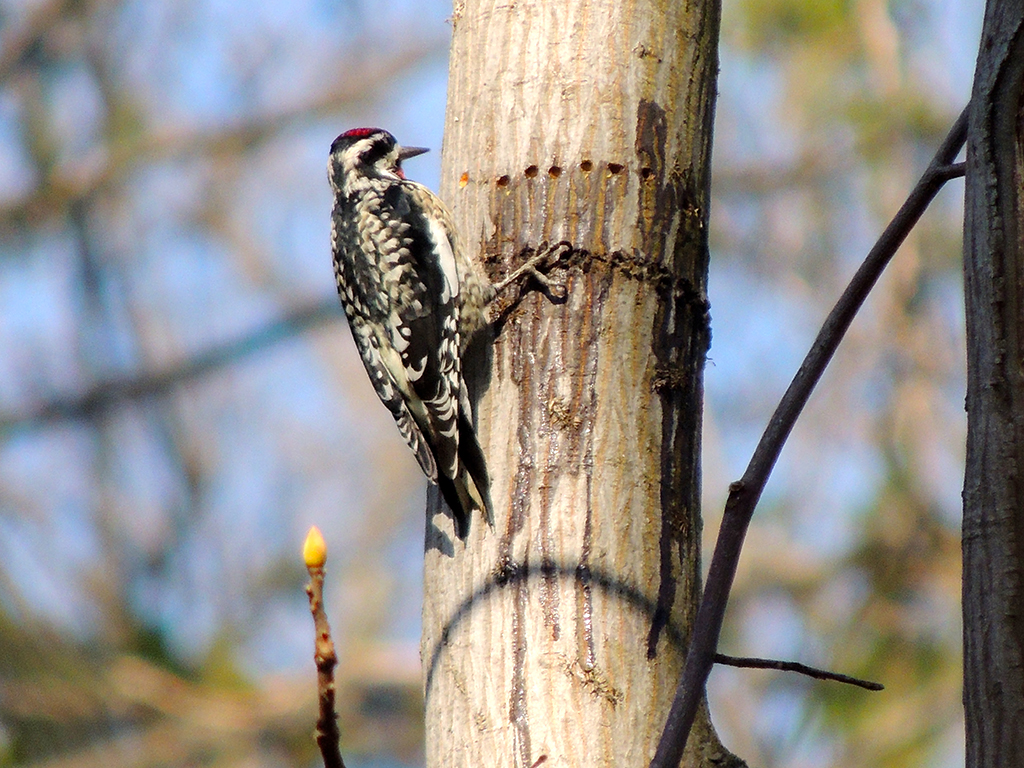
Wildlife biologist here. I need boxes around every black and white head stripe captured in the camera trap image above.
[329,128,429,193]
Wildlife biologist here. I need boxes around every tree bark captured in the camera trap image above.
[422,2,734,766]
[962,2,1024,766]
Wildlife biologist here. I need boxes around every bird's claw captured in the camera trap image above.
[494,241,571,299]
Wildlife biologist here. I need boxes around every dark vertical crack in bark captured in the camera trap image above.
[510,552,532,768]
[574,268,608,669]
[505,307,538,552]
[636,98,710,657]
[539,300,560,639]
[578,464,597,670]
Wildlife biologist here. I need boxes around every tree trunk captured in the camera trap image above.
[962,2,1024,766]
[422,2,734,766]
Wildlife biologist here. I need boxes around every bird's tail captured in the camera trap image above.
[437,410,491,540]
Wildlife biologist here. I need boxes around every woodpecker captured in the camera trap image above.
[328,127,493,539]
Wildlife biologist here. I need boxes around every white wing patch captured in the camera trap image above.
[428,216,459,303]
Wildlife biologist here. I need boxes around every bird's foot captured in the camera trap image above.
[493,241,571,301]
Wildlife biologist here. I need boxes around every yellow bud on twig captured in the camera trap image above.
[303,525,327,569]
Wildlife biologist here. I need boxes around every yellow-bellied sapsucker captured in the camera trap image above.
[328,128,493,539]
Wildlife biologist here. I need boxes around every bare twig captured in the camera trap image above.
[0,298,342,432]
[304,526,346,768]
[649,104,970,768]
[932,161,967,182]
[0,37,447,227]
[714,654,883,691]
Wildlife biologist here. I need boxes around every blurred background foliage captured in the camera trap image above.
[0,0,976,766]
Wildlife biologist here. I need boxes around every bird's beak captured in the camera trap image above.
[398,145,430,161]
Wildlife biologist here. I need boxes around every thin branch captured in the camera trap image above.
[0,298,343,432]
[714,654,884,692]
[649,104,970,768]
[0,37,447,228]
[304,527,346,768]
[933,161,967,182]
